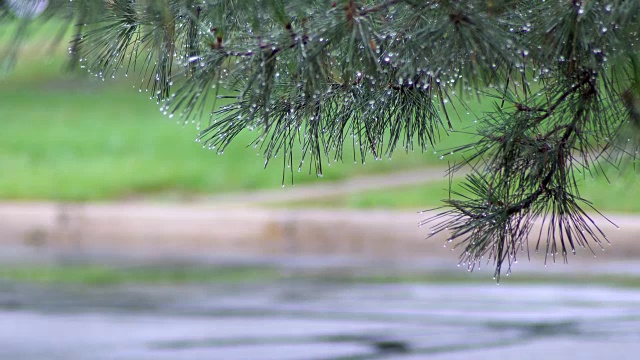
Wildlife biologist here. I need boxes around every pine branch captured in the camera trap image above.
[3,0,640,280]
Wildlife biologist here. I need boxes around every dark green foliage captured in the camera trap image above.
[2,0,639,279]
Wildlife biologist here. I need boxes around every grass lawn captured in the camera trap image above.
[3,263,640,288]
[2,20,637,210]
[0,264,280,285]
[0,23,481,201]
[0,77,480,200]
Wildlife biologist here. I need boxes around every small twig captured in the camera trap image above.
[530,73,591,125]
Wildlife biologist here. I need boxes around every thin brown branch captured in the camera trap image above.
[528,73,592,125]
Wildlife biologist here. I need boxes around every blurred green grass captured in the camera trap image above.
[0,79,476,200]
[0,264,280,285]
[0,21,479,201]
[2,263,640,288]
[1,20,637,209]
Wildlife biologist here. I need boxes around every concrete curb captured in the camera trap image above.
[0,202,638,268]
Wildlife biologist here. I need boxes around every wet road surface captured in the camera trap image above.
[1,281,639,359]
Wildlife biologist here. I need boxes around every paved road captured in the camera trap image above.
[1,280,639,359]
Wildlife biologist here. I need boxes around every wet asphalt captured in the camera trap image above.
[1,279,639,359]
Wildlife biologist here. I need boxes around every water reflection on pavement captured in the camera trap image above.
[1,280,639,359]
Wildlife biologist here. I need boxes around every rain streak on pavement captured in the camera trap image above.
[1,281,640,360]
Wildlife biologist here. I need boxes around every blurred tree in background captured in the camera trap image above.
[1,0,639,279]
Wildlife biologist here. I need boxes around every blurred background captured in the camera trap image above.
[1,19,640,360]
